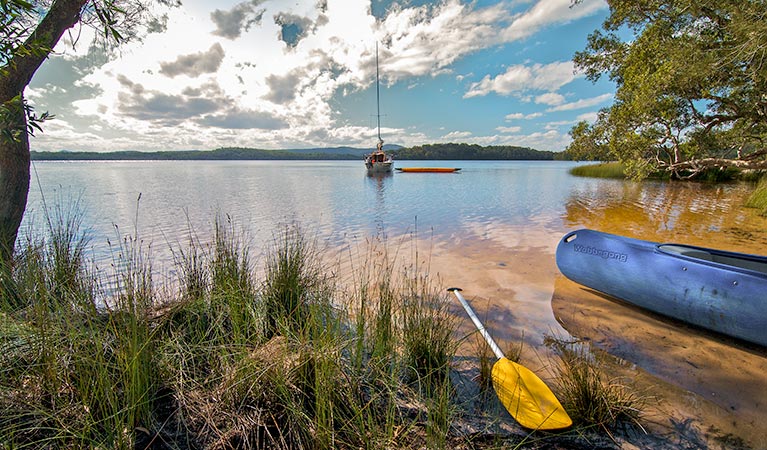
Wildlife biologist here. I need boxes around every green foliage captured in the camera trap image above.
[30,143,558,161]
[0,94,53,144]
[392,142,555,160]
[568,0,767,178]
[745,176,767,216]
[565,120,612,162]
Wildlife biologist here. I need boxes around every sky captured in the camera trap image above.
[27,0,615,153]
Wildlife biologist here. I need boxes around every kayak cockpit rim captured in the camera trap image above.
[657,244,767,276]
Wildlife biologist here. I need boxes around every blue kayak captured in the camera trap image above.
[555,229,767,347]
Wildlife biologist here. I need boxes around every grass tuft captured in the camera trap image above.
[546,336,647,437]
[569,162,626,179]
[745,176,767,216]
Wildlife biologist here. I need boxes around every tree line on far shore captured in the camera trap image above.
[31,143,564,161]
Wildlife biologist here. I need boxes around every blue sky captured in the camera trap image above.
[27,0,613,153]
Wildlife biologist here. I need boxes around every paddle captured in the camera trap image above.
[448,287,572,430]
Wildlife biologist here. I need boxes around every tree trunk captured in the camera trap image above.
[0,97,30,265]
[0,0,88,267]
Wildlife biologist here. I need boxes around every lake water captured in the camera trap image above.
[23,159,767,446]
[24,160,592,265]
[25,159,766,266]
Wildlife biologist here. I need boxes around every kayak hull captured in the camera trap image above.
[555,229,767,347]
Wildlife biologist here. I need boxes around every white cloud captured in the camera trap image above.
[535,92,565,105]
[545,92,612,111]
[379,0,508,81]
[444,129,570,151]
[28,0,607,152]
[464,60,577,98]
[576,111,599,122]
[441,130,473,140]
[502,0,607,41]
[544,120,574,130]
[496,125,522,133]
[159,43,226,78]
[504,112,542,121]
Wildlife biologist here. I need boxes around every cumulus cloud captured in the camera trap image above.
[464,61,577,98]
[211,1,266,39]
[159,43,225,78]
[197,108,288,130]
[117,88,222,125]
[502,0,606,41]
[535,92,565,105]
[441,130,473,140]
[505,112,543,120]
[546,93,613,111]
[29,0,608,152]
[275,13,315,48]
[576,111,599,122]
[264,70,304,104]
[379,0,509,80]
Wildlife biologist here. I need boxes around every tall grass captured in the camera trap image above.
[569,162,626,179]
[745,175,767,216]
[1,203,652,448]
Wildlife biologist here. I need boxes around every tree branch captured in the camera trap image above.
[1,0,89,98]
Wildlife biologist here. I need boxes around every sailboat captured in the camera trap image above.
[364,43,394,174]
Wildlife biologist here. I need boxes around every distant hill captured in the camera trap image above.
[282,144,403,156]
[30,143,558,161]
[390,143,557,160]
[30,145,403,161]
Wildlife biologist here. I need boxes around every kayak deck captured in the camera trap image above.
[658,244,767,274]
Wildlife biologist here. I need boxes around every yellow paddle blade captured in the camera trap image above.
[492,357,572,430]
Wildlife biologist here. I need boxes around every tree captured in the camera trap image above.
[0,0,177,267]
[568,0,767,179]
[565,117,611,161]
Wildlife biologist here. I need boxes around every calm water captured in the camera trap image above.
[23,160,591,265]
[25,159,765,265]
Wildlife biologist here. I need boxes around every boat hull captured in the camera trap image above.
[366,161,393,173]
[555,229,767,347]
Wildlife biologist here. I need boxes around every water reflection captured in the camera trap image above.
[365,171,392,236]
[563,179,767,254]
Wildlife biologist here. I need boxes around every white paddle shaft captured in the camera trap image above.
[449,288,505,360]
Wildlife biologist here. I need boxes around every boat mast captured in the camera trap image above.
[375,42,383,146]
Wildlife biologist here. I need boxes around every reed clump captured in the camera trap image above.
[569,162,626,179]
[745,175,767,216]
[545,336,647,437]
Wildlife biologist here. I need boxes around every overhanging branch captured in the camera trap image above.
[666,156,767,172]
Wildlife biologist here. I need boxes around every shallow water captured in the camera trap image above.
[24,159,767,446]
